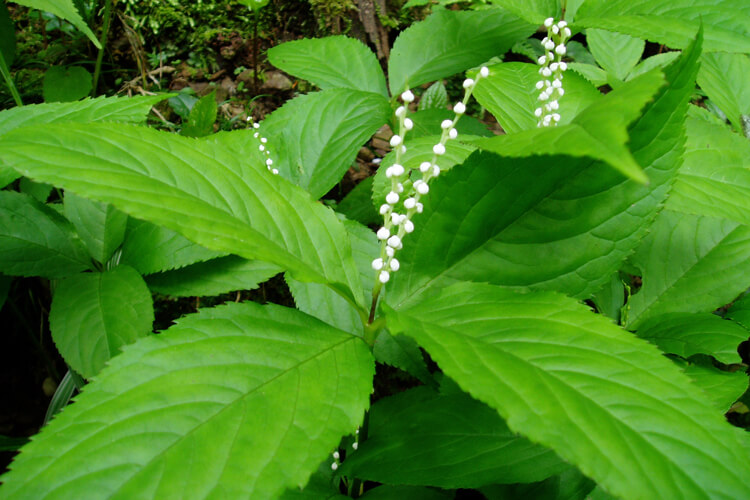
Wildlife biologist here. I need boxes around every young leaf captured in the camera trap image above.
[0,191,91,277]
[567,62,608,88]
[180,90,217,138]
[262,89,391,199]
[682,362,748,412]
[697,52,750,133]
[626,210,750,328]
[635,313,749,364]
[0,123,366,309]
[13,0,100,48]
[418,81,448,111]
[340,387,567,488]
[49,265,154,378]
[64,192,128,264]
[0,302,375,499]
[145,256,281,298]
[42,65,93,102]
[586,29,645,82]
[384,282,750,500]
[388,8,534,95]
[475,69,666,183]
[575,0,750,53]
[473,62,601,133]
[268,36,388,97]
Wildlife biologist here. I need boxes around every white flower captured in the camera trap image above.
[403,220,414,233]
[253,132,260,138]
[385,246,395,257]
[395,106,406,118]
[404,197,417,209]
[557,20,567,28]
[550,62,559,71]
[266,158,273,166]
[463,78,475,89]
[378,270,390,283]
[557,88,565,96]
[552,79,562,88]
[541,67,552,77]
[253,122,260,129]
[386,191,399,205]
[552,113,561,122]
[534,107,543,117]
[555,44,567,56]
[480,66,489,78]
[449,128,458,139]
[559,61,568,71]
[395,183,404,193]
[259,145,265,151]
[391,164,405,176]
[385,166,395,178]
[379,204,390,215]
[433,143,446,155]
[271,169,279,175]
[416,182,429,195]
[432,165,441,177]
[371,258,384,270]
[419,161,431,173]
[403,118,414,131]
[391,212,404,225]
[544,40,555,51]
[390,135,403,147]
[416,202,423,213]
[549,100,559,110]
[331,462,339,471]
[441,119,453,130]
[454,102,466,114]
[333,451,340,460]
[536,80,544,89]
[401,90,415,102]
[552,25,559,34]
[538,56,547,65]
[544,17,554,27]
[563,27,571,38]
[352,442,359,450]
[260,137,267,143]
[390,259,400,271]
[377,227,390,240]
[387,235,402,249]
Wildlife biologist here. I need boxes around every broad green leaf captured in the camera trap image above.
[64,192,128,264]
[667,111,750,224]
[268,36,388,97]
[361,485,452,499]
[486,0,559,25]
[0,95,169,188]
[567,62,608,87]
[408,108,492,139]
[681,361,749,412]
[388,34,702,304]
[384,282,750,499]
[42,65,92,102]
[18,177,53,202]
[575,0,750,53]
[697,52,750,133]
[146,256,281,297]
[626,210,750,328]
[0,191,91,277]
[120,218,224,274]
[0,122,367,309]
[586,29,644,82]
[417,81,448,111]
[388,8,534,95]
[0,436,29,453]
[341,387,567,488]
[0,301,375,499]
[476,69,667,183]
[180,90,217,138]
[280,464,348,499]
[726,293,750,331]
[628,52,681,81]
[262,89,391,199]
[14,0,100,48]
[473,62,601,133]
[336,177,380,226]
[372,330,434,386]
[635,313,749,364]
[590,272,625,322]
[479,467,595,500]
[49,265,153,378]
[0,2,15,66]
[565,40,598,66]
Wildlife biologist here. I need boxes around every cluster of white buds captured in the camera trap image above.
[372,66,490,284]
[247,118,278,174]
[535,18,571,127]
[331,450,340,471]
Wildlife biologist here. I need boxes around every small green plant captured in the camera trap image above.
[1,1,750,499]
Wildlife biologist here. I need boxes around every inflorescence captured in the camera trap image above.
[535,18,571,127]
[247,118,278,175]
[371,66,490,284]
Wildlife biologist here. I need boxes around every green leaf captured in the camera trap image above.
[590,272,624,322]
[180,90,217,138]
[372,330,434,385]
[0,436,29,453]
[0,2,15,66]
[473,62,601,134]
[388,8,534,95]
[408,108,492,139]
[418,81,448,111]
[384,282,750,500]
[726,293,750,331]
[678,359,749,412]
[268,36,388,97]
[13,0,100,48]
[697,52,750,133]
[628,52,681,81]
[486,0,560,25]
[361,485,452,499]
[341,387,567,488]
[575,0,750,53]
[0,191,91,277]
[262,89,391,199]
[635,313,749,364]
[566,62,608,87]
[280,464,348,499]
[43,370,78,425]
[667,111,750,224]
[388,34,702,304]
[18,178,53,202]
[64,192,128,264]
[42,66,92,102]
[0,301,375,499]
[479,467,595,500]
[146,256,281,297]
[237,0,269,11]
[586,29,644,82]
[626,210,750,328]
[49,265,153,378]
[120,218,224,274]
[476,69,666,183]
[0,122,367,309]
[336,177,380,226]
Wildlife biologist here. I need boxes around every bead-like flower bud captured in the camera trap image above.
[544,40,555,50]
[416,202,423,213]
[401,90,415,102]
[387,235,402,248]
[433,143,446,155]
[416,182,429,195]
[386,191,399,205]
[404,197,417,209]
[379,204,390,215]
[536,80,544,89]
[449,128,458,139]
[432,165,441,177]
[390,259,400,271]
[385,246,395,257]
[391,164,405,176]
[379,270,390,283]
[333,451,340,460]
[480,66,489,78]
[454,102,466,114]
[377,227,390,240]
[372,258,384,270]
[395,106,406,117]
[463,78,475,89]
[555,44,567,55]
[544,17,554,27]
[534,107,543,117]
[390,135,402,147]
[403,220,414,233]
[332,462,339,471]
[441,119,453,129]
[404,118,414,131]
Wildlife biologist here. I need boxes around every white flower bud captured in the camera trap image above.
[538,56,547,65]
[253,132,260,138]
[543,114,552,125]
[378,270,390,283]
[352,442,359,450]
[558,20,567,28]
[555,44,567,55]
[400,145,407,154]
[377,227,390,240]
[372,258,384,270]
[454,102,466,114]
[385,246,395,257]
[539,92,549,101]
[449,128,458,139]
[441,119,453,129]
[416,182,429,195]
[557,88,565,96]
[432,165,441,177]
[333,451,340,460]
[246,116,252,122]
[542,67,552,77]
[403,220,414,233]
[395,183,404,193]
[272,169,279,175]
[542,36,549,44]
[266,158,273,166]
[391,212,402,225]
[379,204,390,215]
[260,137,268,143]
[534,107,543,117]
[419,161,431,173]
[552,79,562,88]
[401,90,414,103]
[403,118,414,131]
[552,113,561,122]
[395,106,406,117]
[559,61,568,71]
[390,135,402,147]
[480,66,489,78]
[332,462,339,471]
[563,27,571,38]
[536,80,544,89]
[552,25,559,34]
[259,145,265,151]
[372,157,382,164]
[463,78,475,89]
[386,191,399,205]
[385,166,395,178]
[404,197,416,209]
[390,258,400,271]
[253,122,260,129]
[391,164,405,176]
[433,143,446,155]
[544,40,555,50]
[549,100,559,110]
[550,62,559,71]
[416,202,423,213]
[544,17,554,27]
[387,235,402,248]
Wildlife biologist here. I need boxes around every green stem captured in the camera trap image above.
[0,49,22,106]
[92,0,115,96]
